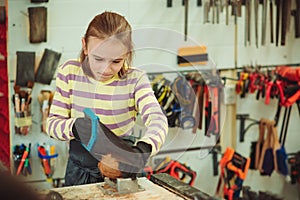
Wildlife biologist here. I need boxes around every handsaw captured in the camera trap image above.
[75,108,146,172]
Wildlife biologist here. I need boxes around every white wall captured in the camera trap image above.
[7,0,300,198]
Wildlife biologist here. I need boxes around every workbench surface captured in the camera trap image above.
[48,177,184,200]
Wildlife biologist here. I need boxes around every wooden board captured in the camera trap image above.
[48,177,184,200]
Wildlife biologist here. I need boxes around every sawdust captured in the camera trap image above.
[45,178,184,199]
[100,183,118,193]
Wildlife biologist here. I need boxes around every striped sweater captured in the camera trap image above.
[46,59,168,155]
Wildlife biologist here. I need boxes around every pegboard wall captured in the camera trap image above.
[10,81,68,182]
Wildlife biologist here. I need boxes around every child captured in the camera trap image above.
[46,11,168,186]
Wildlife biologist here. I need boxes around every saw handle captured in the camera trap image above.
[83,108,99,151]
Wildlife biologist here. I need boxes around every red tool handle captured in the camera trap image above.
[38,146,51,175]
[16,150,28,175]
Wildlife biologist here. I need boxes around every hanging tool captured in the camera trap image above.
[286,0,292,33]
[204,0,210,23]
[254,0,259,48]
[225,0,229,25]
[186,72,204,133]
[270,0,274,43]
[258,120,276,176]
[189,74,205,131]
[38,145,51,177]
[248,0,251,45]
[207,82,220,136]
[171,75,196,129]
[265,79,285,105]
[236,114,249,142]
[197,80,205,130]
[16,143,30,175]
[204,85,212,136]
[271,119,289,176]
[22,143,32,176]
[212,0,216,24]
[247,0,252,46]
[261,0,267,46]
[192,84,201,133]
[279,106,292,146]
[197,0,202,6]
[215,147,250,200]
[244,0,250,46]
[280,0,289,46]
[275,0,281,46]
[216,0,220,24]
[232,0,241,68]
[293,0,300,38]
[183,0,189,41]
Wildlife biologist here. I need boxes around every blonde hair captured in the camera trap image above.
[80,11,133,78]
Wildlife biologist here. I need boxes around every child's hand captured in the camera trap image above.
[72,116,92,146]
[98,154,122,179]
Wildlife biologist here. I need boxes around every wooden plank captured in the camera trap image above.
[48,177,184,200]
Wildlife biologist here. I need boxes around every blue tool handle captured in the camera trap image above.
[83,108,99,151]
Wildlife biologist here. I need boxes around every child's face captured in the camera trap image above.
[84,37,128,81]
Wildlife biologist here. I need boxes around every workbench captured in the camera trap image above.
[47,177,184,200]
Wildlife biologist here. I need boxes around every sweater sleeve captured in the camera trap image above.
[46,63,76,141]
[134,72,168,156]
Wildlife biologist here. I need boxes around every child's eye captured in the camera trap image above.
[113,60,122,64]
[95,58,103,62]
